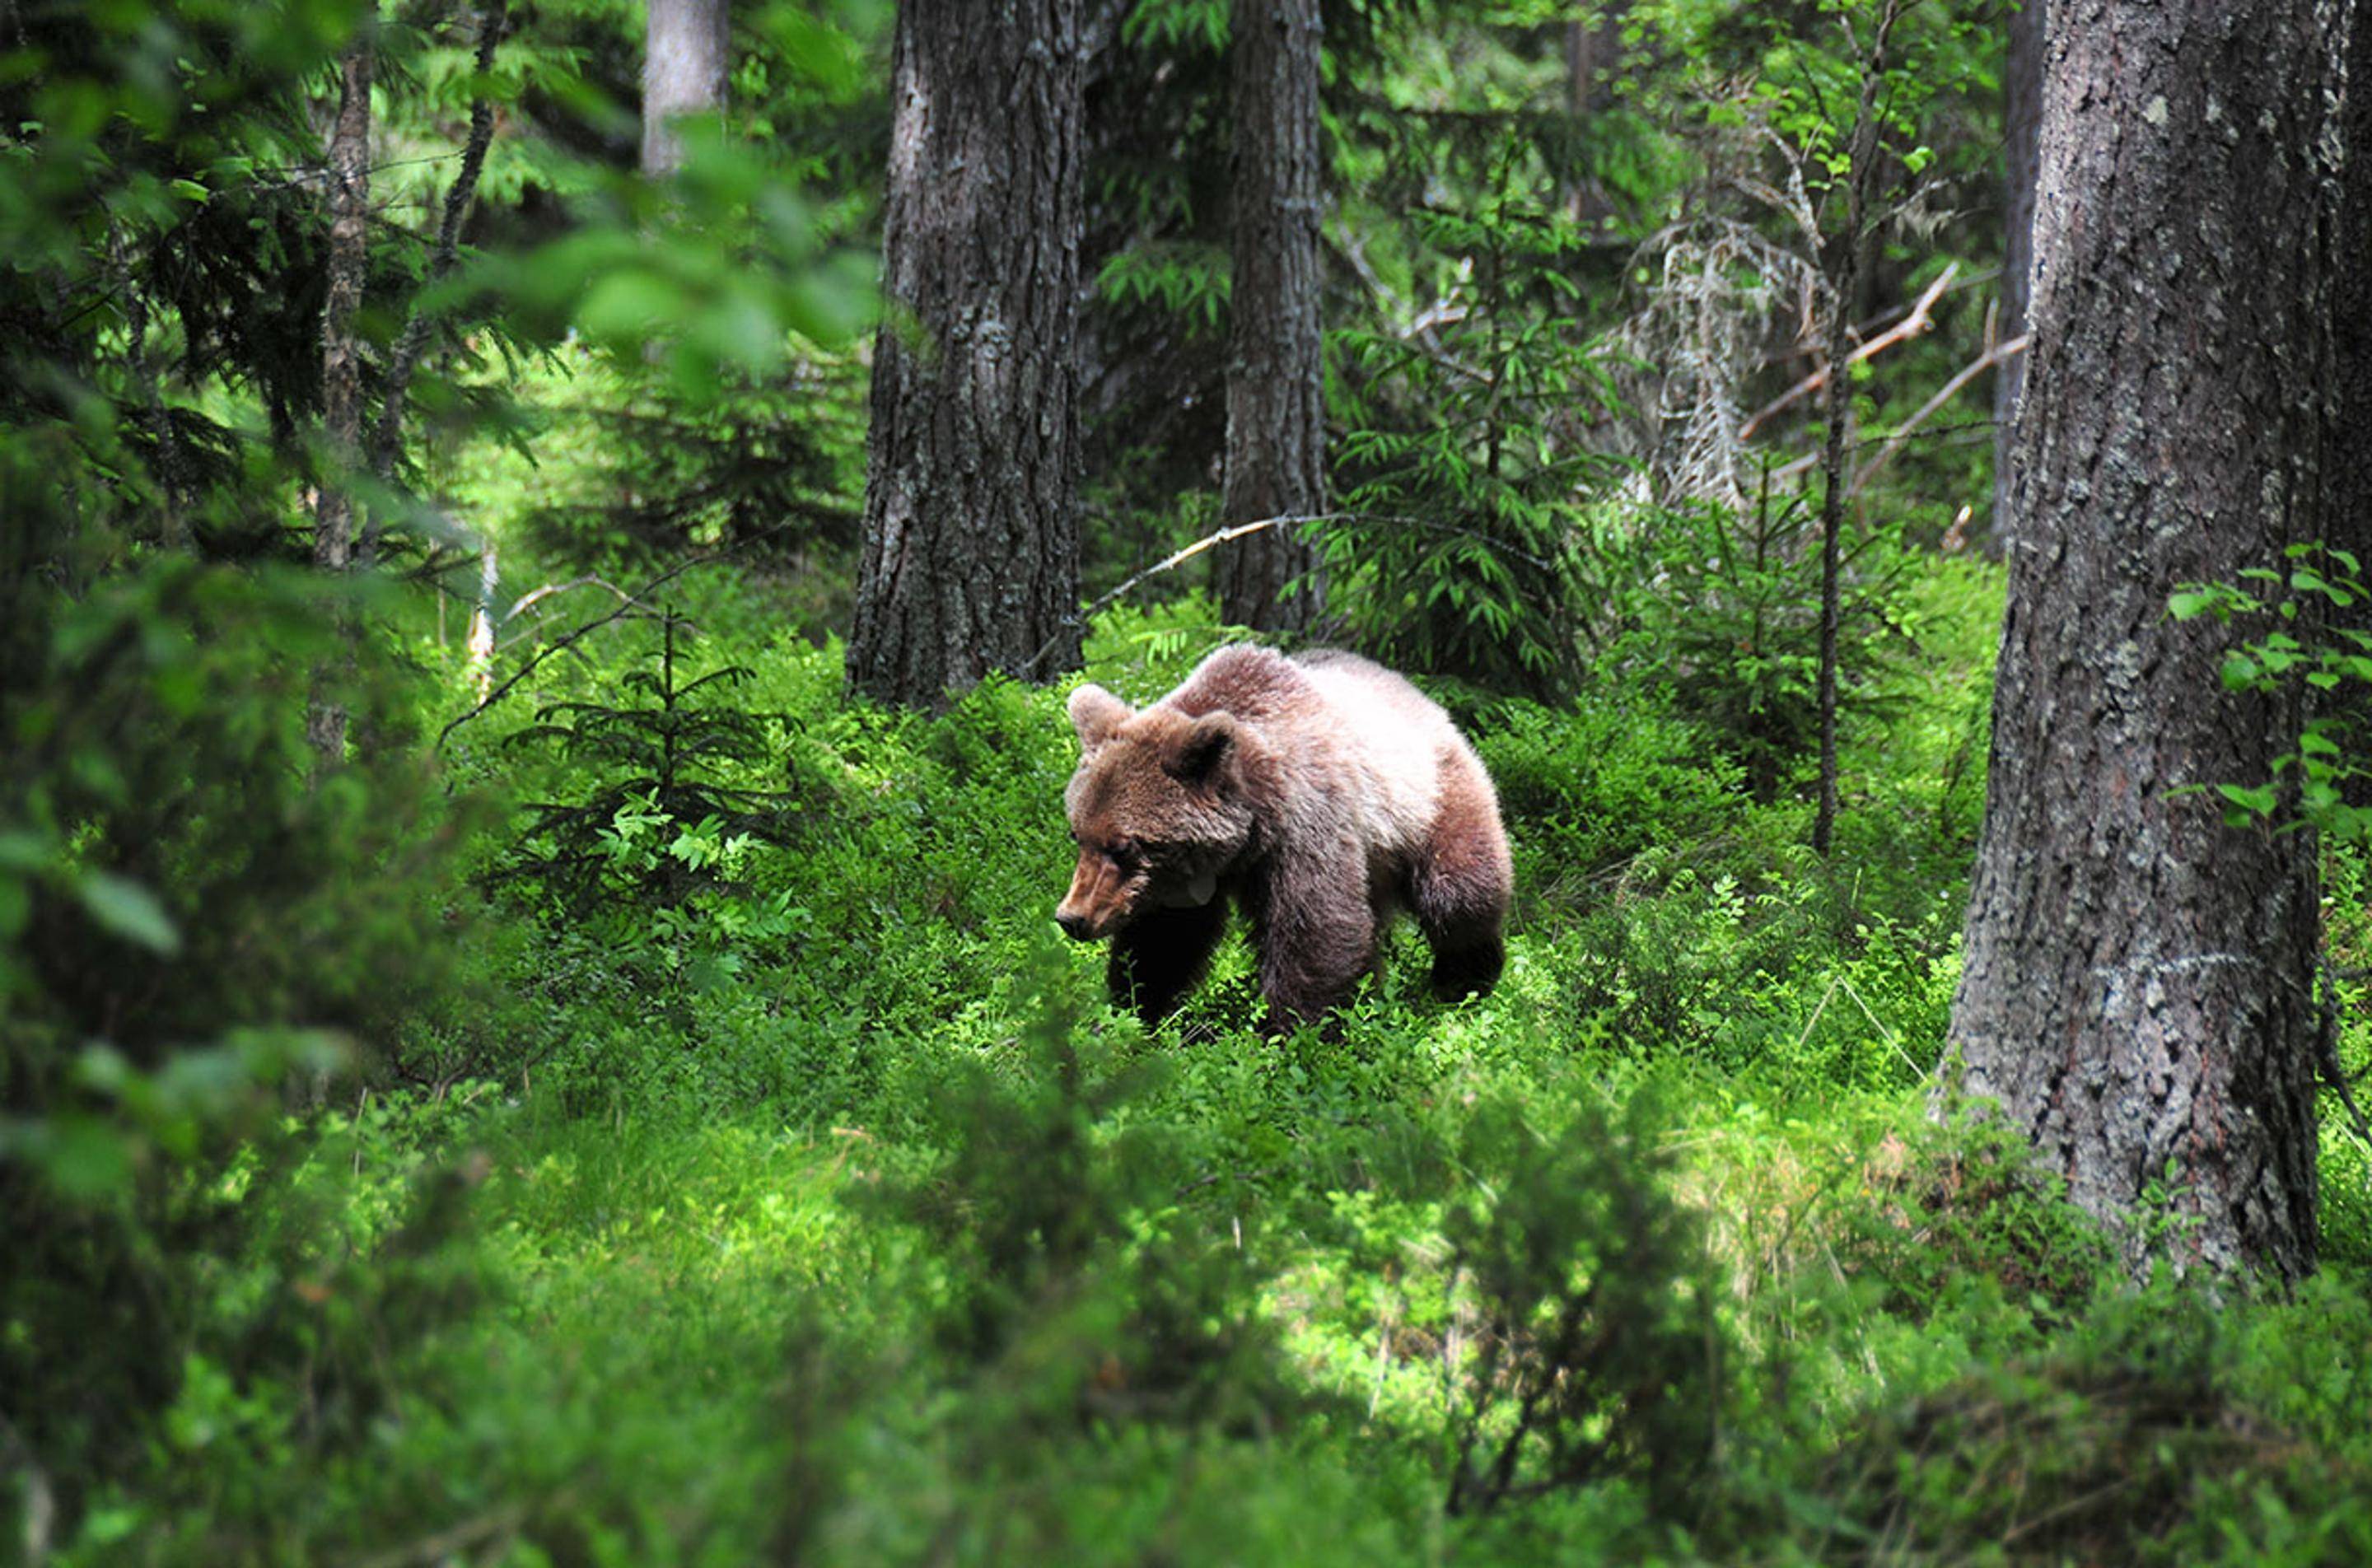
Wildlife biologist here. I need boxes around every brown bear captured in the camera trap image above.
[1054,644,1513,1026]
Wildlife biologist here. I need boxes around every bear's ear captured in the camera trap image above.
[1164,712,1238,787]
[1068,684,1132,753]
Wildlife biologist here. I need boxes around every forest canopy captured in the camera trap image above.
[7,0,2372,1561]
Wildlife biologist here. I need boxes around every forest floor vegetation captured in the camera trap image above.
[20,531,2372,1566]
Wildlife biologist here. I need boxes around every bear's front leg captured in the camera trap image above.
[1108,899,1230,1023]
[1249,848,1377,1028]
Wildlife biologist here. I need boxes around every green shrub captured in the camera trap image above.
[1767,1283,2372,1566]
[1603,495,1923,808]
[1440,1094,1727,1525]
[0,549,481,1521]
[1473,690,1744,910]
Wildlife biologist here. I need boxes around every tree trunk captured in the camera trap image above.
[847,0,1086,706]
[1216,0,1326,634]
[1988,0,2042,553]
[642,0,729,177]
[1560,5,1623,222]
[1949,0,2339,1283]
[2329,0,2372,819]
[1810,35,1884,860]
[2330,5,2372,574]
[309,38,371,767]
[367,0,506,524]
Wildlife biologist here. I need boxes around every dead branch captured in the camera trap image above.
[1018,511,1347,677]
[503,576,635,623]
[1739,260,1958,441]
[1850,333,2028,497]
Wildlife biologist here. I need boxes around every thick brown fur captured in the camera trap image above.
[1055,645,1513,1027]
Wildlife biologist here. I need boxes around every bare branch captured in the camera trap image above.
[1851,334,2028,497]
[1018,511,1347,677]
[1739,261,1958,441]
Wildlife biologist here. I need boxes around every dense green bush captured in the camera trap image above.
[0,545,486,1519]
[1440,1094,1727,1523]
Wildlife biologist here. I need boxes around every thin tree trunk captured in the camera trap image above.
[1810,18,1888,859]
[1950,0,2339,1283]
[642,0,729,177]
[1560,5,1623,222]
[847,0,1086,707]
[466,537,499,702]
[1988,0,2043,553]
[1216,0,1326,634]
[310,38,371,767]
[365,1,507,541]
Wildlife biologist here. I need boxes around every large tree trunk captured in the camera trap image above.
[1215,0,1326,634]
[2332,7,2372,572]
[847,0,1086,706]
[1949,0,2339,1282]
[642,0,729,177]
[309,39,371,767]
[1987,0,2042,551]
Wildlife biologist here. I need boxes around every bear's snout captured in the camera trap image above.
[1057,849,1134,940]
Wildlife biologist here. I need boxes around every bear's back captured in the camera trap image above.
[1163,645,1467,857]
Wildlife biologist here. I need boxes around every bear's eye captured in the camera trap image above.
[1107,838,1140,869]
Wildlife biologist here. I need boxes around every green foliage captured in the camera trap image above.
[0,547,481,1511]
[1326,142,1627,696]
[502,608,797,916]
[1608,491,1925,805]
[514,351,868,569]
[1473,687,1744,918]
[805,954,1303,1562]
[1830,1111,2121,1327]
[1441,1094,1726,1520]
[1095,240,1232,333]
[2171,544,2372,838]
[1762,1281,2372,1565]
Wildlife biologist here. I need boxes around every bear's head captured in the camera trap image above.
[1055,684,1260,941]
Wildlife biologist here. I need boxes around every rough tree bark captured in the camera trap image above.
[2332,5,2372,572]
[847,0,1086,706]
[1988,0,2042,552]
[1215,0,1326,634]
[642,0,729,177]
[309,39,371,766]
[1949,0,2341,1282]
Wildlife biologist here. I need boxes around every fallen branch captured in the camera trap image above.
[1739,261,1958,441]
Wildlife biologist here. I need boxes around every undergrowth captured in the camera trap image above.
[14,558,2372,1566]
